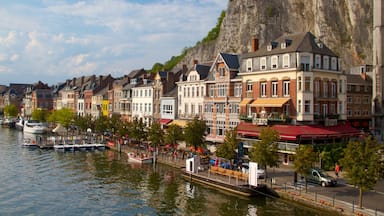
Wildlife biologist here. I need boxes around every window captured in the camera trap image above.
[298,76,302,91]
[217,103,225,113]
[271,56,278,69]
[298,100,302,113]
[347,84,352,92]
[218,84,227,97]
[347,108,353,117]
[219,67,225,77]
[191,104,195,114]
[338,101,343,114]
[234,83,242,97]
[271,81,278,97]
[260,82,267,97]
[331,82,336,98]
[283,81,290,96]
[331,57,337,70]
[196,86,199,97]
[363,96,370,104]
[347,96,353,103]
[355,85,360,92]
[323,56,329,69]
[322,104,328,117]
[323,82,328,97]
[304,100,311,113]
[246,59,252,72]
[192,87,195,97]
[246,80,253,91]
[187,87,190,97]
[209,85,214,97]
[315,55,321,68]
[304,77,311,92]
[283,54,290,68]
[260,57,266,70]
[301,55,310,71]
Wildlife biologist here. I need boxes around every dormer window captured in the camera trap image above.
[246,59,252,72]
[315,55,321,69]
[271,56,278,69]
[281,43,286,49]
[260,57,266,70]
[267,45,272,51]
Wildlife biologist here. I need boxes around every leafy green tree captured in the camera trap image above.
[184,117,206,151]
[164,124,184,151]
[4,104,18,118]
[249,127,279,181]
[73,114,94,132]
[130,118,147,143]
[148,122,164,163]
[48,108,74,130]
[340,137,384,208]
[94,115,109,134]
[293,145,317,192]
[216,129,238,161]
[200,10,226,44]
[31,109,50,122]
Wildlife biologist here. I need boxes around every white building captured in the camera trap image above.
[132,79,153,126]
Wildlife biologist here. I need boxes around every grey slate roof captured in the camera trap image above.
[220,52,240,70]
[242,32,337,58]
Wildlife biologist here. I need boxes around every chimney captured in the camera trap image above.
[72,77,76,86]
[252,38,259,52]
[193,59,198,65]
[81,76,84,86]
[99,75,103,86]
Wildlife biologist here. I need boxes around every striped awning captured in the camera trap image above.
[251,98,290,107]
[239,99,253,106]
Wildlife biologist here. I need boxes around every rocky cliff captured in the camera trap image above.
[177,0,372,70]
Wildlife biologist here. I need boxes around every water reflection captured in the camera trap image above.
[0,128,334,216]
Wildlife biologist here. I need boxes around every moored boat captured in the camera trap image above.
[15,118,24,131]
[23,120,48,134]
[21,138,38,147]
[127,152,153,164]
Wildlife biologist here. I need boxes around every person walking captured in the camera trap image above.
[335,162,340,177]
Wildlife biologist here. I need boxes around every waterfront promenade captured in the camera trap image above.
[112,144,384,216]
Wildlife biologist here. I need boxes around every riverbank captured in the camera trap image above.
[109,143,383,216]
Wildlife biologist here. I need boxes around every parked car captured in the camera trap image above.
[241,163,265,179]
[306,168,337,187]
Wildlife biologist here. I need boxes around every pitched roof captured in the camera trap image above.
[347,74,372,85]
[242,32,337,58]
[220,52,240,70]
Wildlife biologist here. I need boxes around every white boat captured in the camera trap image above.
[127,152,153,164]
[23,120,48,134]
[15,119,24,130]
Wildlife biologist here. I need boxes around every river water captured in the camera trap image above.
[0,128,328,216]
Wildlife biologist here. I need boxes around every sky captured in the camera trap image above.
[0,0,227,85]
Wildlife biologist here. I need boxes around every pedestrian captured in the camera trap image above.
[335,162,340,177]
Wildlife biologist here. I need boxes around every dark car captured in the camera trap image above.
[306,168,337,187]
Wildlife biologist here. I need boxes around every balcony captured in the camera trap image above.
[251,112,289,125]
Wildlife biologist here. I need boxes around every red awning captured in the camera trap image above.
[159,119,172,125]
[236,122,261,137]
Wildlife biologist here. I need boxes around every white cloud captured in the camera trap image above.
[0,0,227,85]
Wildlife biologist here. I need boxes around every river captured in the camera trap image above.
[0,127,329,215]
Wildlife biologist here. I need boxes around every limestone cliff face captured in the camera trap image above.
[177,0,372,70]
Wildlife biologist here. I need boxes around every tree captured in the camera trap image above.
[164,124,184,151]
[249,127,279,181]
[148,122,164,164]
[130,118,147,143]
[184,117,206,151]
[340,137,384,208]
[216,129,238,161]
[293,145,317,192]
[48,108,74,130]
[73,114,94,132]
[4,104,18,118]
[31,109,50,122]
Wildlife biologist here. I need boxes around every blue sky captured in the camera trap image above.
[0,0,227,85]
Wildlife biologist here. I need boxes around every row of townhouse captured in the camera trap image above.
[1,32,372,147]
